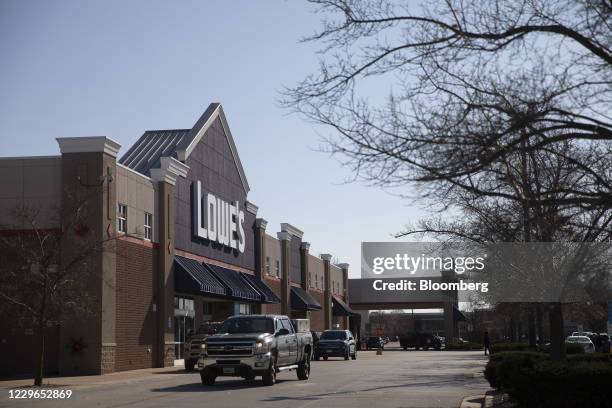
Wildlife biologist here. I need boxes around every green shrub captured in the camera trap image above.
[509,360,612,408]
[484,351,547,389]
[485,351,612,408]
[490,342,537,354]
[538,343,585,355]
[445,342,482,351]
[567,353,612,363]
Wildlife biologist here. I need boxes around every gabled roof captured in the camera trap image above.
[119,103,250,194]
[119,129,189,176]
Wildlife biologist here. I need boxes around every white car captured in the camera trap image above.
[566,336,595,353]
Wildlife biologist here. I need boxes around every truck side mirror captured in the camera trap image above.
[276,328,290,336]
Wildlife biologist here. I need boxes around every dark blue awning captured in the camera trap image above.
[291,287,322,311]
[332,296,355,316]
[205,263,261,302]
[240,273,281,304]
[174,256,226,297]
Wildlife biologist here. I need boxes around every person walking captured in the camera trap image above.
[483,331,491,356]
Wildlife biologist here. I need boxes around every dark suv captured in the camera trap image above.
[365,336,385,350]
[315,330,357,360]
[399,333,443,350]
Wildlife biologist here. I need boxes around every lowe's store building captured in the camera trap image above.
[0,103,356,377]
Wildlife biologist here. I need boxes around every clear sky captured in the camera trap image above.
[0,0,427,277]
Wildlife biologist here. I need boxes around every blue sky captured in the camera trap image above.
[0,0,427,277]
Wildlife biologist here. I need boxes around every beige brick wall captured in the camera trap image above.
[116,164,158,242]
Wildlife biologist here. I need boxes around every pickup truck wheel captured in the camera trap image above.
[262,356,276,386]
[185,359,195,372]
[297,353,310,380]
[200,370,216,386]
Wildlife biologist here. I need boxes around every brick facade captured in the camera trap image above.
[308,290,326,332]
[263,277,282,315]
[115,239,157,372]
[0,106,353,378]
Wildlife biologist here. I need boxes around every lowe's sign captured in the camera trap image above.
[192,180,246,253]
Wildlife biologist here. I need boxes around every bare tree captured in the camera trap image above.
[284,0,611,359]
[398,140,612,358]
[0,193,115,386]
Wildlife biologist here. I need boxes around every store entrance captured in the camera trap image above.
[174,296,195,360]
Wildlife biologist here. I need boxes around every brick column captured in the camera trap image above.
[277,231,292,315]
[56,136,120,375]
[338,263,349,330]
[300,242,310,290]
[254,218,268,280]
[151,157,189,367]
[321,254,333,330]
[300,242,311,321]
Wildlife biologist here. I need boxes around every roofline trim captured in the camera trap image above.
[150,156,190,186]
[176,103,250,194]
[117,162,153,182]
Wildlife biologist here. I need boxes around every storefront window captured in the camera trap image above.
[174,296,195,360]
[238,303,253,315]
[203,302,213,315]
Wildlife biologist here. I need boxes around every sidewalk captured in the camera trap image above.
[0,365,186,391]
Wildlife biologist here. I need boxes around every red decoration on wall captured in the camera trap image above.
[73,223,90,237]
[66,337,88,355]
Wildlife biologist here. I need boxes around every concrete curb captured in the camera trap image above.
[460,391,509,408]
[460,395,486,408]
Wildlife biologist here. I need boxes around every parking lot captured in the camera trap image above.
[0,345,490,408]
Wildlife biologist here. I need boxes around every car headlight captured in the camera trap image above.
[255,340,270,353]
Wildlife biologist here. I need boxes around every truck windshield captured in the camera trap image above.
[320,331,347,340]
[217,317,274,334]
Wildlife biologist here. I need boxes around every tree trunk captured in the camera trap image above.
[34,321,46,386]
[549,303,566,360]
[527,305,537,347]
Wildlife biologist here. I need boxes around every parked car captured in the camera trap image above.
[594,333,611,353]
[315,330,356,361]
[399,333,443,350]
[572,331,594,338]
[566,335,595,353]
[197,315,313,386]
[184,322,222,371]
[365,336,385,350]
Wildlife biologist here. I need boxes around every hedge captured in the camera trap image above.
[485,351,612,408]
[490,342,584,355]
[445,342,483,351]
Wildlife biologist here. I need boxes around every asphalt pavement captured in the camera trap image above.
[0,345,490,408]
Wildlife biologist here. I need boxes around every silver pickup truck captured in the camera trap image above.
[197,314,313,386]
